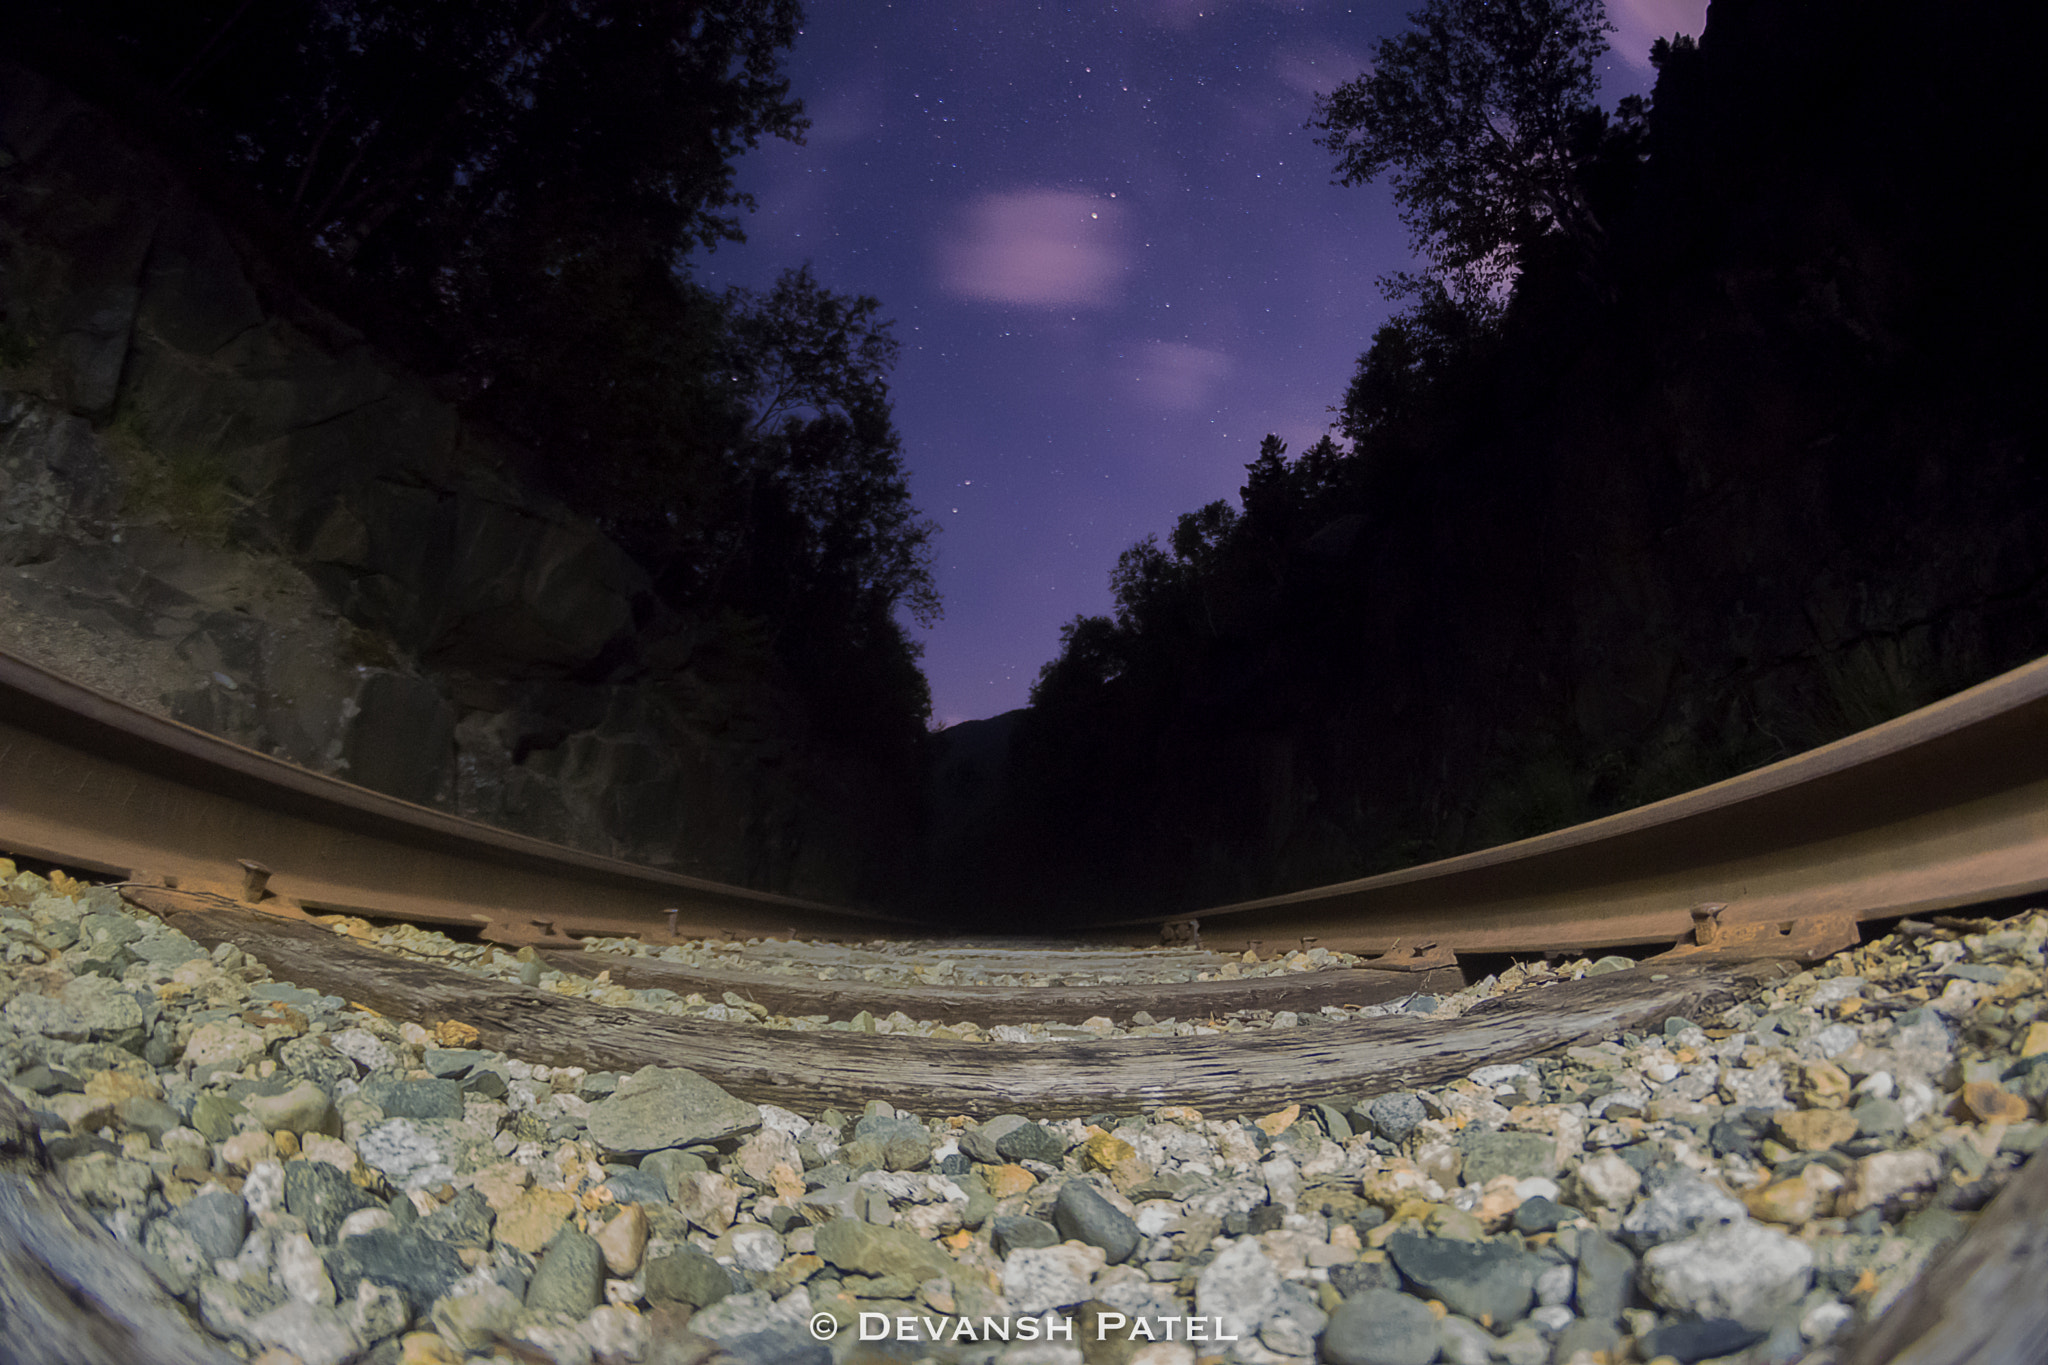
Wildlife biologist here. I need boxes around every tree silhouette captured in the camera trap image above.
[1310,0,1613,310]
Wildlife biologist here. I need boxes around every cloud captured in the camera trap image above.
[1606,0,1709,70]
[1124,341,1233,412]
[937,190,1131,308]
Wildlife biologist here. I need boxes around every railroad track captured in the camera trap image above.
[6,644,2048,1364]
[9,646,2048,962]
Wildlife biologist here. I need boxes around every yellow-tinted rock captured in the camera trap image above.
[1255,1104,1300,1138]
[1774,1108,1857,1152]
[465,1160,535,1212]
[397,1331,463,1365]
[219,1130,278,1173]
[1423,1205,1485,1241]
[433,1019,481,1048]
[2022,1021,2048,1059]
[1744,1177,1820,1227]
[1798,1061,1853,1109]
[769,1160,806,1200]
[1081,1133,1137,1171]
[1960,1080,2031,1124]
[985,1163,1037,1198]
[1474,1176,1524,1231]
[47,1093,116,1133]
[596,1203,649,1275]
[496,1186,578,1254]
[84,1070,163,1103]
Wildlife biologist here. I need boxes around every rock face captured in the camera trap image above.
[0,59,907,903]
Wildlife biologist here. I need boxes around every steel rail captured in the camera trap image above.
[6,644,2048,964]
[0,649,908,943]
[1099,653,2048,957]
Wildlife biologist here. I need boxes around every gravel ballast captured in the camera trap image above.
[3,856,2043,1365]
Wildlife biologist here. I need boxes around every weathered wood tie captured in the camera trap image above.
[136,891,1791,1117]
[535,946,1467,1025]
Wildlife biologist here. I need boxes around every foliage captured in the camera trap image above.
[74,0,805,338]
[1029,614,1123,709]
[718,266,940,638]
[1309,0,1615,310]
[988,0,2048,926]
[1339,278,1497,441]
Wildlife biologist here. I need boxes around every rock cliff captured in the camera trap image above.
[0,60,912,905]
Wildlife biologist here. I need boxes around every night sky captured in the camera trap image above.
[699,0,1707,727]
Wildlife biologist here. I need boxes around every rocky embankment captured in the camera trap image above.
[2,858,2043,1365]
[0,59,904,903]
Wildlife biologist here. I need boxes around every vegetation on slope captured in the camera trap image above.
[933,0,2046,922]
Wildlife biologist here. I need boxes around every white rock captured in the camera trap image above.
[508,1320,592,1365]
[1260,1154,1300,1210]
[337,1207,395,1239]
[1810,1023,1861,1057]
[246,1299,360,1365]
[1436,1314,1495,1364]
[242,1160,286,1218]
[1802,1298,1856,1341]
[584,1305,651,1361]
[1003,1244,1104,1314]
[728,1227,784,1272]
[182,1021,266,1069]
[1573,1151,1642,1209]
[673,1170,742,1233]
[1469,1063,1535,1088]
[757,1103,810,1135]
[1840,1149,1942,1212]
[1620,1175,1743,1249]
[275,1229,335,1306]
[326,1027,398,1073]
[1807,977,1866,1009]
[1641,1221,1814,1324]
[1194,1238,1280,1341]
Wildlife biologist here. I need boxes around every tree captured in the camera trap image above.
[716,266,940,642]
[1310,0,1613,310]
[1030,614,1126,708]
[1339,276,1495,439]
[55,0,808,362]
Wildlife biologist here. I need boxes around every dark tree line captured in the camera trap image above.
[983,0,2044,923]
[25,0,938,759]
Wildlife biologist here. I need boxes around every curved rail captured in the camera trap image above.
[0,650,907,943]
[1109,652,2048,956]
[8,645,2048,965]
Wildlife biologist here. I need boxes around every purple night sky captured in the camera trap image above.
[698,0,1707,727]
